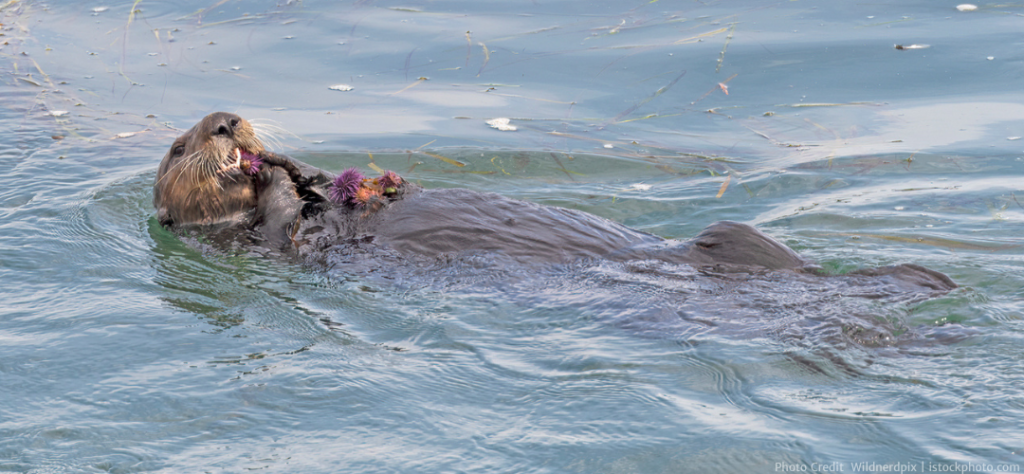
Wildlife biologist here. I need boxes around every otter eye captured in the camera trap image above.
[172,145,185,157]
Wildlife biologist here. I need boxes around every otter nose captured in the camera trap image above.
[208,112,242,138]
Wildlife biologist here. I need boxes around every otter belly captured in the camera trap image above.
[284,186,661,263]
[372,188,661,262]
[251,156,953,294]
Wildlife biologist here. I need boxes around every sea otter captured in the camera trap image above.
[153,112,956,292]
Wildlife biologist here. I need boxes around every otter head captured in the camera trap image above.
[153,112,266,227]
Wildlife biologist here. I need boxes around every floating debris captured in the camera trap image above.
[114,131,141,139]
[49,110,68,117]
[421,151,465,167]
[607,70,688,126]
[715,23,736,73]
[1008,137,1021,141]
[987,56,995,60]
[486,118,517,131]
[92,6,108,13]
[603,144,614,149]
[894,44,930,50]
[329,84,354,91]
[392,78,426,95]
[674,27,729,45]
[629,183,652,191]
[782,102,881,108]
[477,41,490,77]
[956,4,977,11]
[716,175,732,198]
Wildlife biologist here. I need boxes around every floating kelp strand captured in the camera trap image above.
[715,23,736,73]
[420,151,466,167]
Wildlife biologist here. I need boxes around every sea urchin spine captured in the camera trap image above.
[329,167,365,205]
[238,150,263,175]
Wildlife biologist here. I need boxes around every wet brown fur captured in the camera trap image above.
[153,112,266,227]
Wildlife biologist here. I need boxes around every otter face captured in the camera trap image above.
[153,112,266,227]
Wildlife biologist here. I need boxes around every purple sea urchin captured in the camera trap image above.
[329,167,365,205]
[379,170,402,190]
[238,150,263,175]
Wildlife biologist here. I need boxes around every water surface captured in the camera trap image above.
[2,1,1023,472]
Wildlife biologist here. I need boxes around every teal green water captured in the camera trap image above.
[2,1,1024,472]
